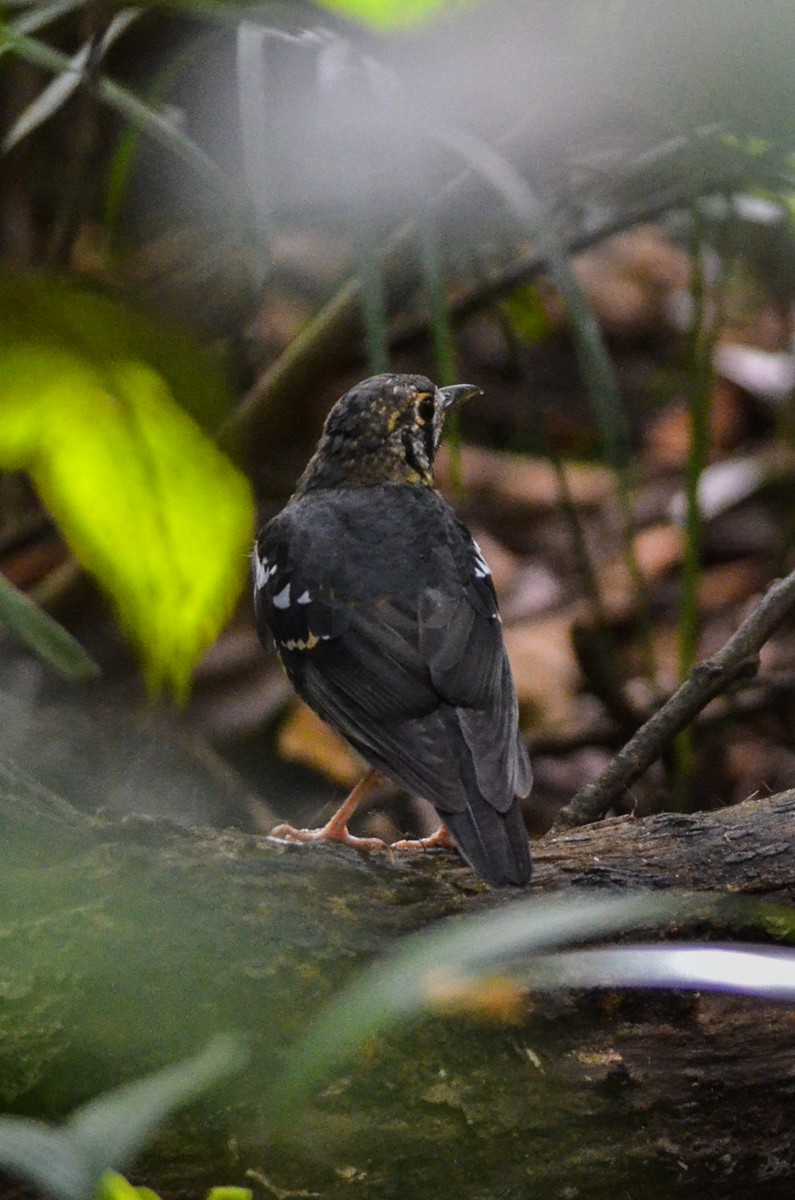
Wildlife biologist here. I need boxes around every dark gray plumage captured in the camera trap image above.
[253,373,532,887]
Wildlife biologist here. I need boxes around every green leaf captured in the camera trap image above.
[318,0,466,28]
[0,571,100,680]
[0,1037,247,1200]
[0,275,255,696]
[96,1171,157,1200]
[268,891,787,1128]
[68,1035,248,1182]
[205,1189,253,1200]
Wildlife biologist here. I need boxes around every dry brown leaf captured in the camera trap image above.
[436,445,612,510]
[572,227,691,337]
[634,523,686,580]
[646,623,680,692]
[2,539,68,589]
[600,523,685,617]
[278,702,364,786]
[504,610,582,729]
[645,377,748,470]
[698,558,768,614]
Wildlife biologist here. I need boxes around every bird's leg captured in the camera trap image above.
[268,768,389,853]
[391,824,456,853]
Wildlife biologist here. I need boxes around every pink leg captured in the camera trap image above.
[268,768,389,853]
[391,824,455,852]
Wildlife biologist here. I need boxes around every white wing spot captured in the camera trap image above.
[272,582,291,609]
[472,539,491,579]
[254,554,269,589]
[296,589,311,604]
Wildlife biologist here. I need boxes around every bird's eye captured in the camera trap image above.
[417,395,436,424]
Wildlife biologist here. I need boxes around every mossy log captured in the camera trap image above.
[1,759,794,1200]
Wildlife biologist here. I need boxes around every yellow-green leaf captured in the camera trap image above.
[96,1172,157,1200]
[0,276,255,696]
[318,0,471,29]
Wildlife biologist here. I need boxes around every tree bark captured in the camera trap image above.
[1,760,794,1200]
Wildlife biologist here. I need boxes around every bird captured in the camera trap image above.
[252,372,532,887]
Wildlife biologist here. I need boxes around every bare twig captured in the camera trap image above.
[555,567,795,829]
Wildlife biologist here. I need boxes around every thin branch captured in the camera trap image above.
[554,567,795,829]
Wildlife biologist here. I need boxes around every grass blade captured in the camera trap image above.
[0,572,100,680]
[66,1035,248,1178]
[0,28,232,199]
[266,892,707,1129]
[3,9,140,154]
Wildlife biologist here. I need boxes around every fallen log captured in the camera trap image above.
[1,760,794,1200]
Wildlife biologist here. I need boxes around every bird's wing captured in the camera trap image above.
[418,541,531,811]
[253,523,348,653]
[254,520,440,722]
[417,538,503,707]
[255,511,531,883]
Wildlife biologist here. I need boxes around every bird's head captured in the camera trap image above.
[296,373,482,492]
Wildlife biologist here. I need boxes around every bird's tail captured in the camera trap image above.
[444,794,532,888]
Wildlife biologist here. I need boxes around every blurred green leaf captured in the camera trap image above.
[0,275,255,696]
[268,893,694,1126]
[105,28,221,240]
[269,891,795,1128]
[502,283,554,344]
[68,1035,248,1182]
[96,1171,159,1200]
[0,274,232,429]
[96,1175,253,1200]
[0,571,100,680]
[0,1037,247,1200]
[318,0,464,27]
[1,0,86,52]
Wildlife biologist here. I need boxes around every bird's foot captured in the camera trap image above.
[268,820,389,855]
[391,824,455,853]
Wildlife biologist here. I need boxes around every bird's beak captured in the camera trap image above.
[438,383,483,411]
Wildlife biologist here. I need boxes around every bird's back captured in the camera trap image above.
[255,482,532,886]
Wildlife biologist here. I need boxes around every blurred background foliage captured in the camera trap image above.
[1,0,795,844]
[3,2,795,1196]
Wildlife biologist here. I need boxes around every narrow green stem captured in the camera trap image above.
[678,219,712,681]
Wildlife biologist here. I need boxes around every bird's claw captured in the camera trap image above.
[391,825,455,853]
[268,821,390,855]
